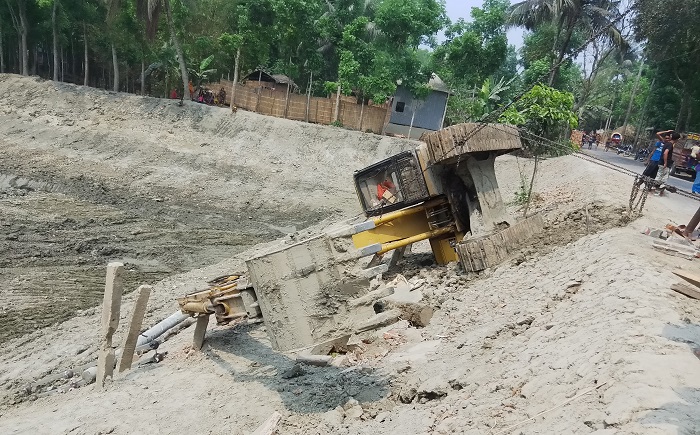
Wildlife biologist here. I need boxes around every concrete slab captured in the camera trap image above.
[246,235,372,351]
[422,123,521,164]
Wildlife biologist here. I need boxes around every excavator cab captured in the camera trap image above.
[353,151,431,217]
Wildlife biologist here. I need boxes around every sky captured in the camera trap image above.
[443,0,525,48]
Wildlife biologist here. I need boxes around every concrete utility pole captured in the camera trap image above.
[96,262,124,387]
[118,285,152,373]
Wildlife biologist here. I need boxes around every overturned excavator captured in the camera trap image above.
[177,123,544,353]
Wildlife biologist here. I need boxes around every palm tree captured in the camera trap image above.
[508,0,625,86]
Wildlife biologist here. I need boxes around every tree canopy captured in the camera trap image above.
[0,0,695,142]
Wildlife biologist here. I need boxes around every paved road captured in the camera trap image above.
[580,145,694,191]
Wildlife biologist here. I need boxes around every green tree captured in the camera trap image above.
[120,0,191,98]
[5,0,30,75]
[500,83,578,147]
[433,0,510,124]
[635,0,700,132]
[508,0,626,86]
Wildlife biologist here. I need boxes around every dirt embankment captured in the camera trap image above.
[2,75,700,435]
[0,74,415,342]
[1,148,699,434]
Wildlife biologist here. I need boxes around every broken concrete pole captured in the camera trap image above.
[82,366,97,384]
[388,245,408,268]
[395,303,434,327]
[349,287,395,307]
[192,315,210,351]
[355,309,402,333]
[252,411,282,435]
[118,285,152,373]
[309,335,351,355]
[96,262,124,387]
[296,354,333,366]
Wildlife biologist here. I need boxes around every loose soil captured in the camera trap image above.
[1,76,700,435]
[0,74,413,343]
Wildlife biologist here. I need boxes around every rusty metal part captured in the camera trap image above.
[177,274,260,324]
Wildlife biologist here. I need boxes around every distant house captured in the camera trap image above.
[243,70,299,94]
[384,74,449,140]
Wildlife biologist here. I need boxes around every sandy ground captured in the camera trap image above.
[1,76,700,434]
[0,74,414,342]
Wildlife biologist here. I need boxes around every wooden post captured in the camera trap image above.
[193,314,210,350]
[440,90,450,129]
[359,97,365,132]
[96,262,124,387]
[305,71,313,122]
[283,82,291,119]
[333,83,341,123]
[117,285,152,373]
[408,111,416,139]
[230,47,240,111]
[255,70,262,112]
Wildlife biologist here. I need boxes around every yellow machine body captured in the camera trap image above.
[351,198,462,265]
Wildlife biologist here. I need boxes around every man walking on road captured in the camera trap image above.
[656,131,680,196]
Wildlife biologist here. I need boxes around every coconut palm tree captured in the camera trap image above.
[508,0,626,86]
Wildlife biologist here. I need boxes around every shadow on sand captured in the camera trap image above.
[202,324,390,414]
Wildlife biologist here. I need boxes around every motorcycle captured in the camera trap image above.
[634,148,650,161]
[616,144,633,156]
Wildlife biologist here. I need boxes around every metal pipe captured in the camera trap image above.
[377,226,454,255]
[372,198,448,226]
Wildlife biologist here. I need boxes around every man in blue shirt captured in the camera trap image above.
[639,131,671,182]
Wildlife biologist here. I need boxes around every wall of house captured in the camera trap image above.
[389,86,448,131]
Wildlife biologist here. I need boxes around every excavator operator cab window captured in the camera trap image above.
[353,151,431,217]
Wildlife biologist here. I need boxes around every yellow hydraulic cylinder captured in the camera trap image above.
[377,225,455,255]
[372,198,448,226]
[352,211,431,248]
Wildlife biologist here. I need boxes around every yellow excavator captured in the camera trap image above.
[346,123,522,265]
[177,123,540,352]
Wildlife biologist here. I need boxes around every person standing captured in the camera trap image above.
[656,131,681,196]
[638,131,670,185]
[691,142,700,160]
[693,161,700,195]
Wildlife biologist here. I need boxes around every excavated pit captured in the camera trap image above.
[0,74,416,343]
